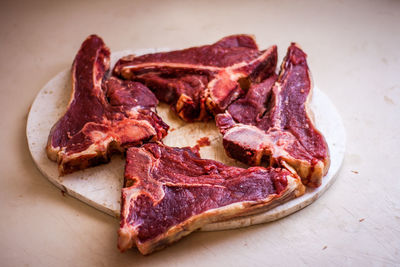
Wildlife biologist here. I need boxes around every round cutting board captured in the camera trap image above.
[26,49,346,231]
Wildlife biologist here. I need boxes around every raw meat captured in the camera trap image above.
[46,35,168,175]
[113,35,277,121]
[118,143,304,254]
[216,43,330,187]
[44,35,330,256]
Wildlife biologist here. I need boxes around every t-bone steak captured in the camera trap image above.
[46,35,168,175]
[44,35,332,255]
[216,43,330,187]
[118,143,304,254]
[113,35,277,121]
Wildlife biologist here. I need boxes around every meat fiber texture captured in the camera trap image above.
[113,35,277,121]
[118,144,304,255]
[216,44,330,187]
[115,38,329,254]
[44,35,330,255]
[112,35,329,187]
[46,35,168,175]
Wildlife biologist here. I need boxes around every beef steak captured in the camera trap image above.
[45,35,331,255]
[216,43,330,187]
[118,143,304,254]
[113,35,277,121]
[46,35,168,175]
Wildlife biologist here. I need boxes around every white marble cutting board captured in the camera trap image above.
[26,49,345,231]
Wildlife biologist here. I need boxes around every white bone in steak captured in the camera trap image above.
[118,143,304,255]
[113,35,277,121]
[46,35,168,175]
[216,43,330,187]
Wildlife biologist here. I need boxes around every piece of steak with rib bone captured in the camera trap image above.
[113,35,277,121]
[216,43,330,187]
[46,35,168,175]
[118,143,304,255]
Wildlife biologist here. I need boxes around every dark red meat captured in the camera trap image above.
[118,143,303,255]
[113,35,277,121]
[46,35,168,175]
[45,35,329,256]
[216,43,330,187]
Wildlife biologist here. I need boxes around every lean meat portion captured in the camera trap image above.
[46,35,168,175]
[118,143,304,254]
[113,35,277,121]
[216,43,330,187]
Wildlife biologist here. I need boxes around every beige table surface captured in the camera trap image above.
[1,0,399,266]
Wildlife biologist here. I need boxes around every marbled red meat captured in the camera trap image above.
[118,143,304,255]
[216,43,330,187]
[46,35,168,175]
[113,35,277,121]
[45,35,330,256]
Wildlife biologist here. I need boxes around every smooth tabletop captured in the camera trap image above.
[1,0,399,266]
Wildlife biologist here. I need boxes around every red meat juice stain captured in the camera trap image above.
[196,137,210,147]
